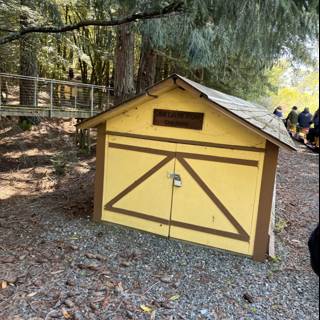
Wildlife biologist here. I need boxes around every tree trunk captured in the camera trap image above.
[136,34,157,93]
[114,23,135,105]
[163,57,170,78]
[155,55,164,83]
[20,0,38,107]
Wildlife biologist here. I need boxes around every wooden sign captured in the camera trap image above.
[153,109,204,130]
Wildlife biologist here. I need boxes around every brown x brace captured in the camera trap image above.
[105,143,256,242]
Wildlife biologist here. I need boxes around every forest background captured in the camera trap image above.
[0,0,319,114]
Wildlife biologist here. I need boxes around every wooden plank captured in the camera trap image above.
[253,141,279,261]
[268,181,277,259]
[93,123,107,222]
[0,106,99,119]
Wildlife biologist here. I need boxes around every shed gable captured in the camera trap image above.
[107,87,266,150]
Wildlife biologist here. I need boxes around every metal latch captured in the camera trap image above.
[172,174,182,188]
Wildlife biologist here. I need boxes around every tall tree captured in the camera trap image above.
[0,0,318,103]
[136,32,157,93]
[135,0,319,95]
[20,0,38,106]
[114,22,135,104]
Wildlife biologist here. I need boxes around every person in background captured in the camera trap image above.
[273,106,283,118]
[68,68,74,81]
[298,107,312,144]
[286,106,299,135]
[312,109,319,148]
[308,224,320,277]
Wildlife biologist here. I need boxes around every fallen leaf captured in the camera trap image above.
[51,270,65,275]
[140,305,153,313]
[160,276,172,284]
[85,253,97,260]
[1,281,7,289]
[115,282,124,295]
[78,263,100,271]
[62,308,72,319]
[150,310,156,320]
[169,294,180,301]
[120,260,131,268]
[85,252,106,261]
[27,292,38,297]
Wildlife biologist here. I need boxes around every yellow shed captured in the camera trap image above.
[77,74,296,261]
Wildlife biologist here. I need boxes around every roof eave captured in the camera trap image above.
[76,75,178,130]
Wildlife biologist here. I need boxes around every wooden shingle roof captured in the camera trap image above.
[178,75,296,150]
[78,74,296,150]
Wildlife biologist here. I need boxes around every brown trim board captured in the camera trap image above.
[105,206,170,225]
[109,143,258,167]
[106,131,266,153]
[104,143,251,242]
[177,152,258,167]
[108,143,175,157]
[93,123,107,222]
[253,141,279,261]
[105,155,174,225]
[171,220,248,242]
[176,156,250,242]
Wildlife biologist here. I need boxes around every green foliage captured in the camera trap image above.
[270,255,282,264]
[260,58,319,114]
[138,0,319,98]
[51,150,78,176]
[51,152,67,176]
[275,217,288,234]
[18,119,33,131]
[0,0,319,99]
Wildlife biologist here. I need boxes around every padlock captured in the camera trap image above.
[173,174,182,187]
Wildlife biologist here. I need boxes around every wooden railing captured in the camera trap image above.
[0,73,113,118]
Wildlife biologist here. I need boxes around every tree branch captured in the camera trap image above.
[0,28,16,33]
[0,1,185,45]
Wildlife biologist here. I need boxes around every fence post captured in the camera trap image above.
[75,85,77,110]
[50,80,53,117]
[90,86,94,116]
[0,76,2,110]
[107,87,110,111]
[34,77,38,107]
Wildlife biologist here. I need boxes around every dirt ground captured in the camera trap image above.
[0,119,319,320]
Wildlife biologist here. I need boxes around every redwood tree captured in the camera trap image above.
[114,22,135,105]
[136,32,157,93]
[20,0,38,106]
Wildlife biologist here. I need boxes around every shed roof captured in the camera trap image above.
[78,74,296,151]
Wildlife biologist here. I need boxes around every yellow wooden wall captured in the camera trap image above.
[107,88,266,149]
[100,87,267,256]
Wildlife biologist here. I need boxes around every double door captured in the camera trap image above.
[104,136,260,255]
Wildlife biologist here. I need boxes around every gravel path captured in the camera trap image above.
[0,121,319,320]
